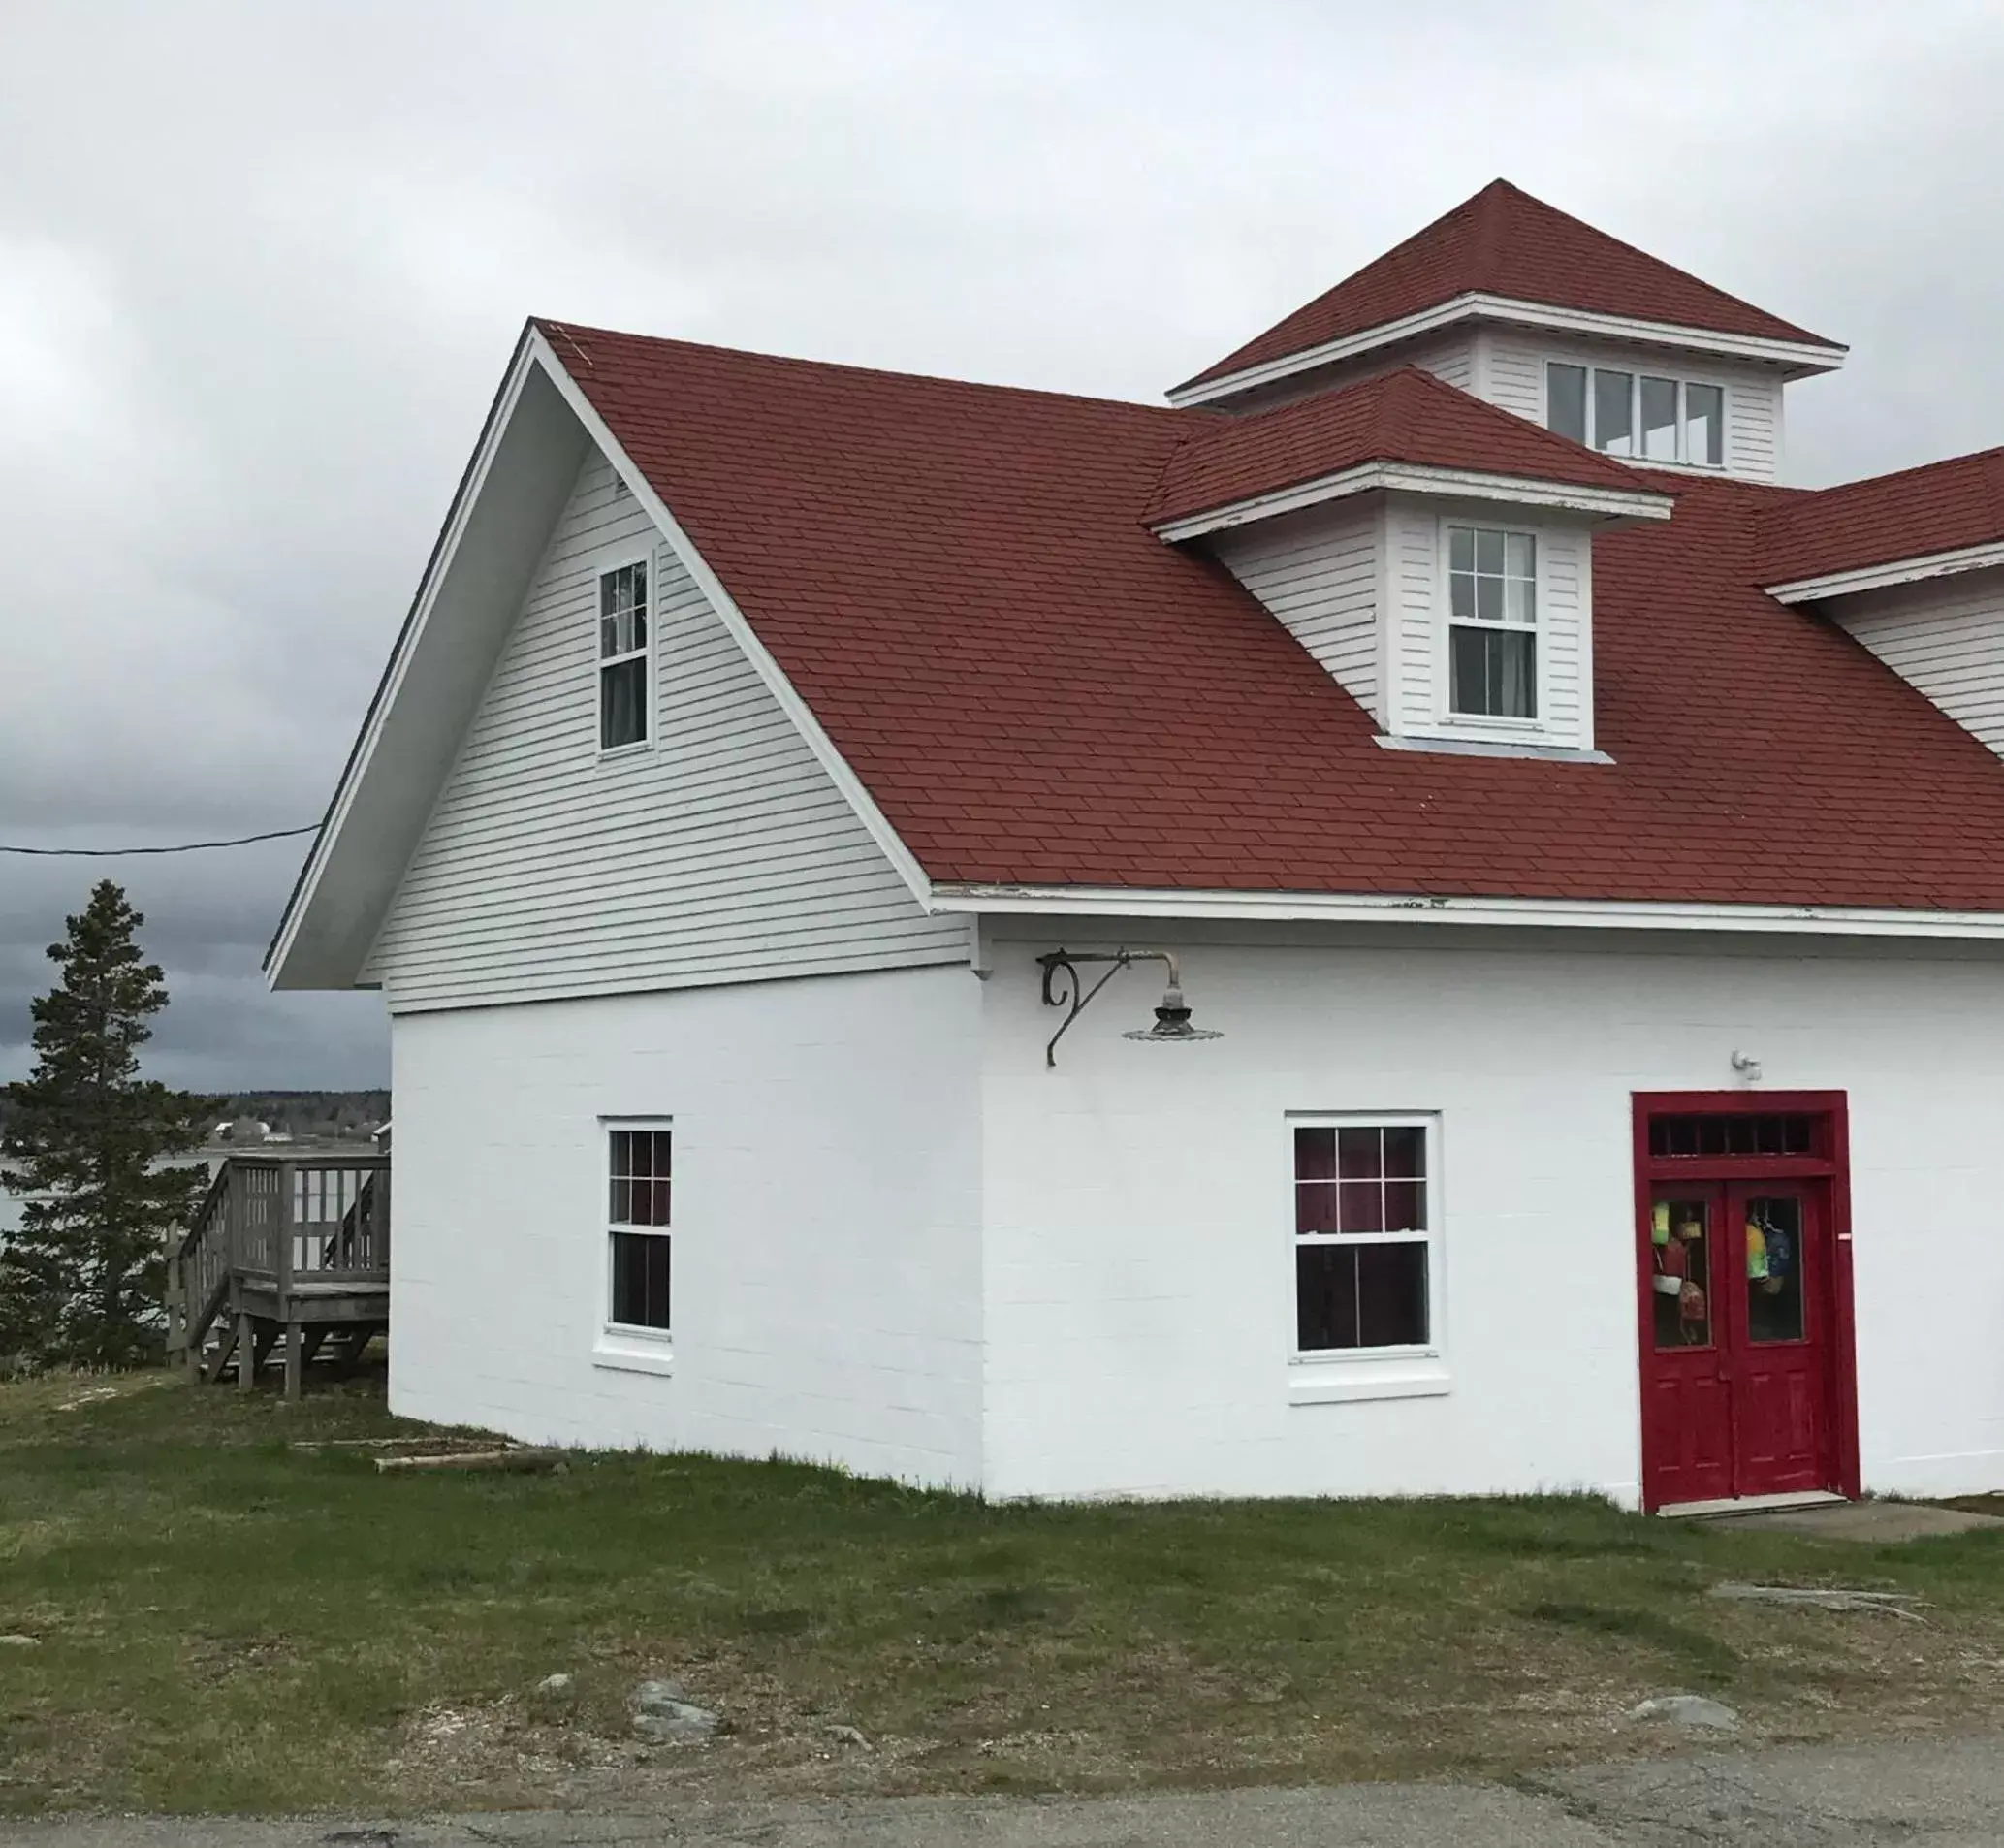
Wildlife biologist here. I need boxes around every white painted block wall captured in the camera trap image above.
[976,923,2004,1503]
[387,964,985,1486]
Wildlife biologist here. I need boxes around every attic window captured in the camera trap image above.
[1546,363,1724,468]
[1447,526,1537,720]
[598,560,650,752]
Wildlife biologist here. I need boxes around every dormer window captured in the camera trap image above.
[1447,526,1537,720]
[1546,363,1725,469]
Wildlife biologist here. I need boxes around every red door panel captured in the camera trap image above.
[1643,1370,1733,1507]
[1727,1184,1829,1499]
[1639,1184,1733,1507]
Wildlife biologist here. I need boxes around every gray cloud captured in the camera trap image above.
[4,0,2002,1088]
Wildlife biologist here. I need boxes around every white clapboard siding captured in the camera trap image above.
[1212,501,1381,719]
[365,448,968,1010]
[1832,567,2004,757]
[1384,495,1593,749]
[1390,499,1440,731]
[1217,333,1478,413]
[1480,335,1787,482]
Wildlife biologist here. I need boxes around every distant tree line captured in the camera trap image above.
[207,1091,390,1141]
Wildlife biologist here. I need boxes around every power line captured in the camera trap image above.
[0,824,320,858]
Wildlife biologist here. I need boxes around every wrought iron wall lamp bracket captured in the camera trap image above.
[1035,947,1222,1068]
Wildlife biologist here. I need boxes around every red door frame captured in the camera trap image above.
[1631,1091,1860,1512]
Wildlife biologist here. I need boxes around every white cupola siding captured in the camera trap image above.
[1210,492,1602,755]
[1212,329,1791,484]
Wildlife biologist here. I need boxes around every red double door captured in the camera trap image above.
[1635,1099,1857,1512]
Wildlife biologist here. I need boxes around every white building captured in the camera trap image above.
[270,181,2004,1512]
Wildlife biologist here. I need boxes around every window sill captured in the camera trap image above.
[595,739,653,765]
[592,1331,675,1377]
[1288,1357,1451,1405]
[1378,734,1612,765]
[1622,455,1728,477]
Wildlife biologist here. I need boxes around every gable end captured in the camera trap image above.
[364,446,969,1009]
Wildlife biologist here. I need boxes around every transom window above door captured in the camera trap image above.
[1447,525,1537,720]
[1546,362,1724,469]
[598,559,650,751]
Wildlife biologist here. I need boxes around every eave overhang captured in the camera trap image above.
[1170,292,1850,409]
[1765,539,2004,605]
[1150,459,1674,544]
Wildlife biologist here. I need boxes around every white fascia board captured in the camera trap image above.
[1765,540,2004,605]
[926,882,2004,941]
[525,329,937,912]
[1169,293,1848,408]
[1152,461,1672,542]
[266,330,544,984]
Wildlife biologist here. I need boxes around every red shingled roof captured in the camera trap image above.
[1148,365,1661,527]
[1182,180,1838,394]
[1760,447,2004,587]
[540,318,2004,912]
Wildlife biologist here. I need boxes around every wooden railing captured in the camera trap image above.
[167,1164,237,1361]
[167,1153,391,1371]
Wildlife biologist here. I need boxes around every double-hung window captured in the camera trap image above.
[1546,362,1724,468]
[606,1124,672,1335]
[598,560,650,751]
[1294,1119,1436,1353]
[1447,525,1537,720]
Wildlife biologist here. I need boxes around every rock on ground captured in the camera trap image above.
[628,1678,720,1743]
[1628,1693,1740,1730]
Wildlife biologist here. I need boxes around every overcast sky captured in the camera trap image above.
[4,0,2002,1092]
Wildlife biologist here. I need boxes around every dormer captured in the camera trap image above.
[1150,368,1673,757]
[1760,449,2004,756]
[1168,180,1847,484]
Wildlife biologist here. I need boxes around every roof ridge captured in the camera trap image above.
[534,316,1190,424]
[1814,442,2004,496]
[1178,179,1838,394]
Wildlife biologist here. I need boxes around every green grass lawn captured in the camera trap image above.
[3,1369,2002,1815]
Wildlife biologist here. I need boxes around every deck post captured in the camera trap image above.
[235,1311,255,1392]
[226,1160,244,1270]
[283,1321,302,1402]
[277,1159,297,1322]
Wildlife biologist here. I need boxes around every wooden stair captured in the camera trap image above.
[167,1153,391,1399]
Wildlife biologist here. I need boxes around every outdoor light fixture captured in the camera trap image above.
[1035,947,1223,1068]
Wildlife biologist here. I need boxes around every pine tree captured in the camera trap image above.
[0,881,214,1369]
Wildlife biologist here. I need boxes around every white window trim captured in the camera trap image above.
[594,1115,674,1375]
[1543,359,1731,473]
[1435,517,1544,736]
[595,551,655,761]
[1287,1111,1448,1403]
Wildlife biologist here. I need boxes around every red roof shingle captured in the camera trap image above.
[1148,366,1662,526]
[1181,179,1839,394]
[541,318,2004,914]
[1760,447,2004,586]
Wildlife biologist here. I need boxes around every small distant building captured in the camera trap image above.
[212,1119,271,1145]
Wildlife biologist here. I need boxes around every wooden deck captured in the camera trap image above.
[166,1152,389,1398]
